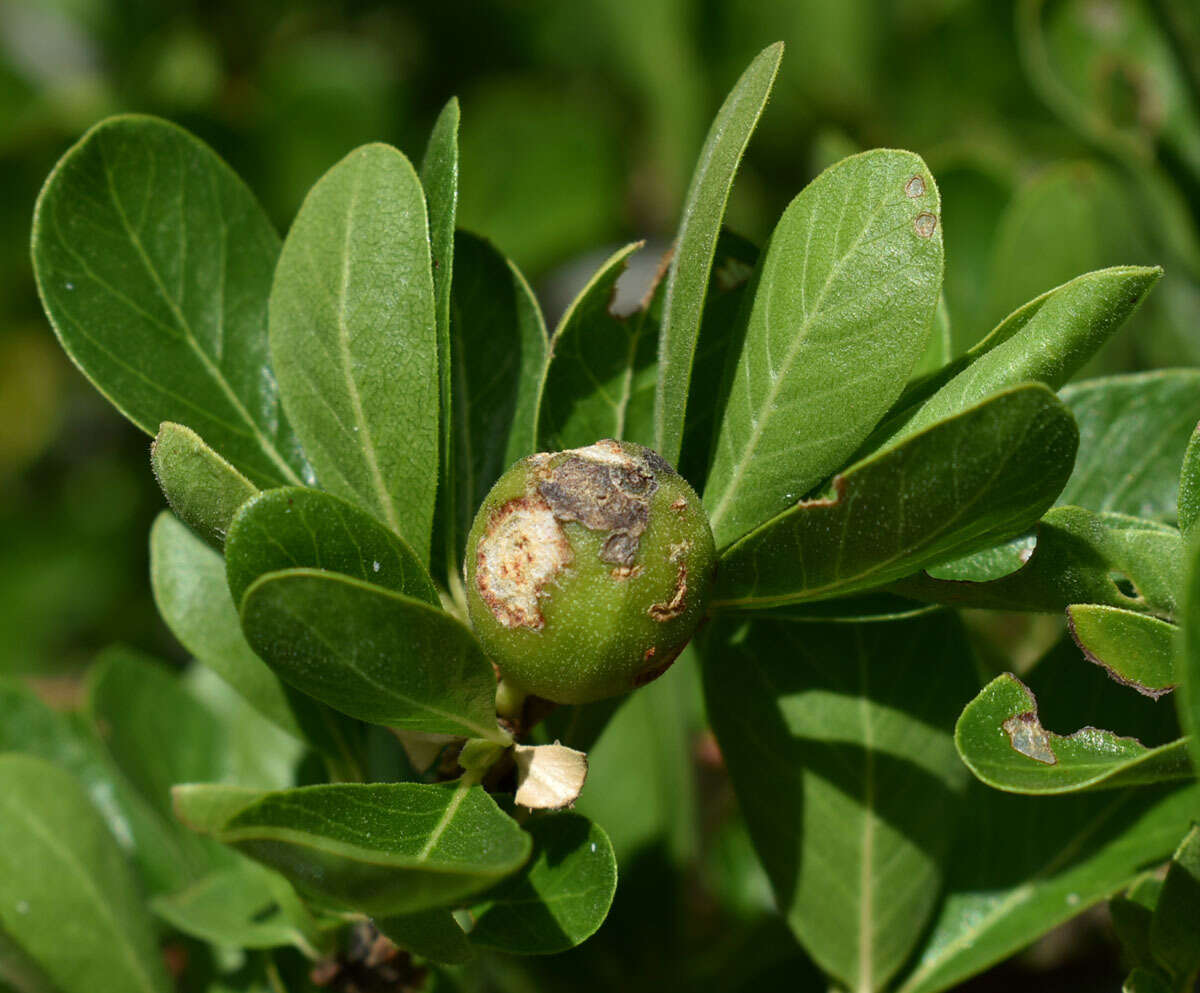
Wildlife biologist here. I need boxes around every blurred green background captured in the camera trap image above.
[0,0,1197,987]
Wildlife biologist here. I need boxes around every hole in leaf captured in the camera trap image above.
[1108,571,1141,600]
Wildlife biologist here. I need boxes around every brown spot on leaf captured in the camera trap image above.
[905,174,926,198]
[914,212,937,238]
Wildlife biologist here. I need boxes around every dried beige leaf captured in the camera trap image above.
[513,742,588,810]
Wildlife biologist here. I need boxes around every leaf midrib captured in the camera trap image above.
[707,186,901,539]
[336,161,400,534]
[98,136,302,487]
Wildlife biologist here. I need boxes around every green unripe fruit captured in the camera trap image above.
[464,440,716,705]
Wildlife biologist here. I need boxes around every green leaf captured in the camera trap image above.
[702,613,975,992]
[422,97,460,579]
[31,115,310,489]
[573,653,700,863]
[151,422,258,548]
[239,568,505,742]
[448,231,547,562]
[888,266,1161,445]
[955,674,1192,794]
[676,230,758,491]
[1178,428,1200,538]
[897,782,1200,993]
[269,143,438,561]
[467,813,617,956]
[1111,875,1161,972]
[1149,825,1200,981]
[374,910,473,965]
[0,678,197,895]
[151,512,317,743]
[653,42,782,466]
[910,293,953,379]
[535,242,656,451]
[703,148,944,549]
[1057,370,1200,522]
[224,487,437,607]
[712,385,1077,610]
[0,755,170,993]
[150,861,324,954]
[173,780,531,914]
[925,534,1035,583]
[184,666,306,796]
[1178,528,1200,815]
[895,508,1182,617]
[1067,604,1177,699]
[87,649,230,819]
[1124,968,1174,993]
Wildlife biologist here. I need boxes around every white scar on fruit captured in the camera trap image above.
[474,441,660,629]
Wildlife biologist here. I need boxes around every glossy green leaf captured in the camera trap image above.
[676,230,758,490]
[448,231,547,562]
[897,782,1200,993]
[0,678,196,895]
[712,385,1077,610]
[174,780,531,914]
[702,613,975,992]
[902,503,1180,618]
[704,148,943,549]
[925,533,1035,583]
[239,568,506,742]
[955,674,1191,794]
[653,42,782,466]
[1149,825,1200,982]
[151,422,258,548]
[0,755,170,993]
[1067,604,1177,699]
[150,861,324,955]
[536,242,656,450]
[1178,428,1200,538]
[468,813,618,956]
[225,487,437,607]
[889,266,1161,444]
[269,143,438,561]
[1058,370,1200,522]
[895,508,1183,617]
[31,115,309,489]
[374,909,473,965]
[422,97,460,578]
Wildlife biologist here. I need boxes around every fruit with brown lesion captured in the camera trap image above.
[464,440,716,705]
